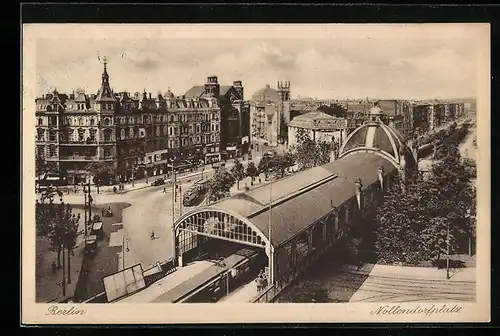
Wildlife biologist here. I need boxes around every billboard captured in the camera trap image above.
[103,263,146,302]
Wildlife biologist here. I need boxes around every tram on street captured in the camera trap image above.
[182,178,210,206]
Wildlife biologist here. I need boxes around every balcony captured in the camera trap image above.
[59,140,98,146]
[57,155,98,161]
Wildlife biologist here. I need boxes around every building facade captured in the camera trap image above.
[287,110,348,159]
[35,60,222,183]
[184,77,250,159]
[249,82,291,146]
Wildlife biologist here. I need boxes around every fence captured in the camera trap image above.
[143,258,177,287]
[252,281,287,303]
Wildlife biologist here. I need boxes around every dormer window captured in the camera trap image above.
[104,118,111,126]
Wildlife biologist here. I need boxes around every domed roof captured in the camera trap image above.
[164,89,175,99]
[338,118,415,169]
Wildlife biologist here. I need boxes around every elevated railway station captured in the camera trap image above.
[116,105,462,303]
[167,106,417,302]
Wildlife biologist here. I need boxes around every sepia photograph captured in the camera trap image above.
[22,23,490,324]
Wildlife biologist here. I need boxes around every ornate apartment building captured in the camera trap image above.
[184,76,251,158]
[35,59,222,182]
[249,81,291,146]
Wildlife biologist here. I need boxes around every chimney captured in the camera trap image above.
[378,166,385,191]
[149,92,152,100]
[355,178,363,210]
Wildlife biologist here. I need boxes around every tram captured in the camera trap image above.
[182,179,209,206]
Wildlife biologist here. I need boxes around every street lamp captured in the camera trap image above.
[83,190,88,236]
[122,235,130,270]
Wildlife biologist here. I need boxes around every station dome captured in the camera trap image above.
[338,103,417,170]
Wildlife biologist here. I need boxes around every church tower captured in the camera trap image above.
[95,56,117,110]
[276,81,291,144]
[95,56,117,164]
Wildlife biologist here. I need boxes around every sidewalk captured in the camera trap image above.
[35,235,85,303]
[344,263,476,282]
[38,157,268,205]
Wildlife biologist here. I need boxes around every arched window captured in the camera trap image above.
[170,115,174,122]
[104,118,110,126]
[37,118,43,126]
[77,128,85,142]
[90,118,95,126]
[103,129,112,142]
[78,117,83,126]
[156,126,160,136]
[89,129,96,142]
[37,129,44,141]
[121,128,126,139]
[143,115,147,124]
[129,127,134,138]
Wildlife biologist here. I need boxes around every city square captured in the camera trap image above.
[31,30,479,306]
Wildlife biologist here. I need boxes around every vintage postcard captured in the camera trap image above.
[22,23,490,324]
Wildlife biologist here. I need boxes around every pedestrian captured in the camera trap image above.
[163,187,166,193]
[150,230,155,240]
[51,261,57,273]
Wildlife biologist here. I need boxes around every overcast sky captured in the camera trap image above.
[35,27,481,100]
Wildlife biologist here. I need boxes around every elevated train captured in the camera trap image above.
[179,248,263,303]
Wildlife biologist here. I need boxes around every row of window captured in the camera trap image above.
[38,113,223,128]
[37,128,114,142]
[38,116,112,127]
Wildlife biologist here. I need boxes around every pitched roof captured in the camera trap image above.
[219,86,233,96]
[206,151,396,247]
[288,111,348,130]
[184,86,205,98]
[251,85,280,102]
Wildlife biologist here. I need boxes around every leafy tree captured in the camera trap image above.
[375,127,475,266]
[86,161,116,191]
[45,201,82,294]
[57,204,81,284]
[291,128,335,169]
[35,186,64,237]
[257,154,273,178]
[270,151,296,179]
[463,158,477,179]
[230,159,245,190]
[424,141,474,257]
[245,162,258,182]
[207,167,236,203]
[375,174,429,265]
[316,139,334,165]
[291,128,318,170]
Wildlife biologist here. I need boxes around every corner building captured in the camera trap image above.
[184,76,251,159]
[35,60,222,182]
